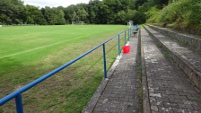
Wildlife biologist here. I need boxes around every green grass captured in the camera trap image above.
[0,25,128,112]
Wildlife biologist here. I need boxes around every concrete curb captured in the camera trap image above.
[140,28,151,113]
[144,25,201,90]
[82,48,124,113]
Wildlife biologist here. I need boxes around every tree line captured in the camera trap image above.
[0,0,168,25]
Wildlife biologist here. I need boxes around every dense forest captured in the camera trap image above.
[0,0,200,32]
[0,0,168,25]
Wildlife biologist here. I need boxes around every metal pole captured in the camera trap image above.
[128,29,130,41]
[102,44,107,79]
[124,31,126,45]
[15,94,23,113]
[118,34,121,56]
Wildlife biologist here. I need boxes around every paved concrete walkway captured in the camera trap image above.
[92,33,140,113]
[146,26,201,75]
[141,28,201,113]
[82,32,140,113]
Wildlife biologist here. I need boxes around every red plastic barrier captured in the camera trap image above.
[122,45,130,54]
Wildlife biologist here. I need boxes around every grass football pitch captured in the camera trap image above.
[0,25,128,112]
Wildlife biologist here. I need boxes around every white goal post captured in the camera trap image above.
[72,21,85,25]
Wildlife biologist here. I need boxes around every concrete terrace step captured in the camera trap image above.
[147,24,201,50]
[144,25,201,90]
[82,32,140,113]
[141,28,201,113]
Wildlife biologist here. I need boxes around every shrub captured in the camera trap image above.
[147,0,201,30]
[145,6,160,23]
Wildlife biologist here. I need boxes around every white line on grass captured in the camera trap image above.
[0,35,89,59]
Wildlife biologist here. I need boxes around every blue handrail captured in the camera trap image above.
[0,25,138,113]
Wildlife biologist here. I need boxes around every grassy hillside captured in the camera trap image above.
[0,25,127,113]
[146,0,201,34]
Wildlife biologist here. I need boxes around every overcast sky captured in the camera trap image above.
[23,0,91,8]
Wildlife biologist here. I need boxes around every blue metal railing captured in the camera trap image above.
[0,25,138,113]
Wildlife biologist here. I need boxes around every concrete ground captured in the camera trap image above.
[141,28,201,113]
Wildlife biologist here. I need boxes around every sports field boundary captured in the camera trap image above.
[0,25,138,113]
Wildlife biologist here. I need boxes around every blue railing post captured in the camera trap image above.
[102,44,107,79]
[118,34,121,56]
[124,31,126,45]
[15,94,23,113]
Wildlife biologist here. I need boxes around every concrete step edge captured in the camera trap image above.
[143,25,201,90]
[147,24,201,50]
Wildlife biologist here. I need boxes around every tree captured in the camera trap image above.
[25,5,47,25]
[0,0,25,24]
[79,9,88,21]
[134,0,148,10]
[44,7,65,25]
[72,11,78,21]
[88,0,102,24]
[1,0,157,25]
[116,10,126,24]
[147,0,168,9]
[126,9,137,21]
[64,5,77,23]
